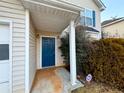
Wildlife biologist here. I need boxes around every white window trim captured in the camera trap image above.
[39,35,57,69]
[0,19,13,93]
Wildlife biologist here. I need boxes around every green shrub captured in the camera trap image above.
[87,38,124,91]
[59,25,90,74]
[59,33,69,64]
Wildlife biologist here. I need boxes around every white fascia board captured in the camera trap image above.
[98,0,106,11]
[93,0,106,11]
[41,0,83,11]
[86,30,99,34]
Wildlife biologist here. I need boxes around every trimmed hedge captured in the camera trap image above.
[86,38,124,91]
[59,26,124,91]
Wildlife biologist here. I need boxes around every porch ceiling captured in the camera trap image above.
[21,0,80,32]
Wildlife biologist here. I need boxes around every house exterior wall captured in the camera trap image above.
[0,0,25,93]
[54,0,101,32]
[29,20,36,90]
[36,31,65,69]
[102,21,124,38]
[0,0,102,92]
[58,0,101,39]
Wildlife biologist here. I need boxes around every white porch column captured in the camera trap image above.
[69,20,77,85]
[25,9,30,93]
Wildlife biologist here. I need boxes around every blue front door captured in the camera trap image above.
[42,37,55,67]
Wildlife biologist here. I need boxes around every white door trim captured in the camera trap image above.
[40,35,57,69]
[0,19,13,93]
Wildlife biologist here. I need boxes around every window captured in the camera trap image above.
[80,9,96,27]
[0,44,9,60]
[85,9,93,26]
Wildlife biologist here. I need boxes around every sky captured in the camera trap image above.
[101,0,124,22]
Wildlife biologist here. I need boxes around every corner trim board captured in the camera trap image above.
[25,9,30,93]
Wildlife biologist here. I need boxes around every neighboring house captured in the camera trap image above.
[102,17,124,38]
[0,0,105,93]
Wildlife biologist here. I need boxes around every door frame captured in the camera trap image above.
[0,19,13,93]
[40,36,57,69]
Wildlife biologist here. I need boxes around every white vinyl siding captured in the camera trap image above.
[0,0,25,93]
[57,0,101,31]
[29,20,36,90]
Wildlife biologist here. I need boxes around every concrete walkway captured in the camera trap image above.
[31,67,83,93]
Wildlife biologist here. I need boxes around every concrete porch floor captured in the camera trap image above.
[31,67,83,93]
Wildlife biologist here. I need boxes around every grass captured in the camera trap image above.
[72,82,123,93]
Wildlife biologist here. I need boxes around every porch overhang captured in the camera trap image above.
[21,0,80,32]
